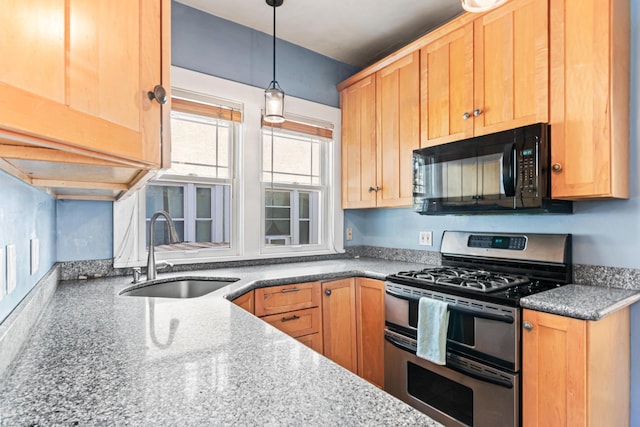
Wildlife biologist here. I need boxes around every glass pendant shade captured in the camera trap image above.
[264,81,285,123]
[461,0,508,12]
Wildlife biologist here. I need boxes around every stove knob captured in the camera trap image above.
[523,321,534,331]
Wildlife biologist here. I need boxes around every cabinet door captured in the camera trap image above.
[522,310,587,427]
[321,278,357,373]
[0,0,167,167]
[341,75,377,209]
[420,22,474,147]
[549,0,629,199]
[375,52,420,207]
[355,278,385,388]
[523,308,630,427]
[472,0,548,136]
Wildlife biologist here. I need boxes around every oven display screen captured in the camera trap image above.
[468,235,526,250]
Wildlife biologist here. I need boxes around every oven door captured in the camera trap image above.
[385,282,520,371]
[385,330,519,427]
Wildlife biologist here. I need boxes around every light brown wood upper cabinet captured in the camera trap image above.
[549,0,629,200]
[0,0,170,200]
[421,0,548,148]
[341,52,419,208]
[522,308,630,427]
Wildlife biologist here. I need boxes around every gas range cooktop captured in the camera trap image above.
[386,231,572,306]
[393,266,530,292]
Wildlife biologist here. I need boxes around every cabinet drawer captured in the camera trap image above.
[296,333,324,354]
[261,307,321,338]
[255,282,321,316]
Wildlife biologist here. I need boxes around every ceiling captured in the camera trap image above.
[176,0,464,67]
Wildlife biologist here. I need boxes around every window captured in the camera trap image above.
[145,93,239,253]
[113,69,343,268]
[262,119,332,250]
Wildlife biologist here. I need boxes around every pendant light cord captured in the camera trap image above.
[272,3,277,83]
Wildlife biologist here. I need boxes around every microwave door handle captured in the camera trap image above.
[502,144,516,197]
[386,288,514,324]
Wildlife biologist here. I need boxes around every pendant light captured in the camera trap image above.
[264,0,285,124]
[461,0,508,12]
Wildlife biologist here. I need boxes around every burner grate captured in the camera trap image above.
[395,266,529,293]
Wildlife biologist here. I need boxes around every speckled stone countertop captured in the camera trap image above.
[520,284,640,320]
[0,258,443,426]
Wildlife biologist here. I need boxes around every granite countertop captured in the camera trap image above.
[0,258,443,426]
[520,284,640,320]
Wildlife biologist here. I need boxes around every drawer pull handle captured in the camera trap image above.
[281,288,300,293]
[282,315,300,322]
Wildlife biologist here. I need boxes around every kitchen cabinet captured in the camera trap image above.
[321,278,358,373]
[549,0,629,200]
[232,290,254,314]
[355,278,385,388]
[255,282,323,353]
[522,308,630,427]
[340,52,419,209]
[0,0,171,200]
[420,0,548,147]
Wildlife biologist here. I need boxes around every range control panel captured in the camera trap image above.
[468,235,527,251]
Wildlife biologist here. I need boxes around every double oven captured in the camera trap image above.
[384,231,571,427]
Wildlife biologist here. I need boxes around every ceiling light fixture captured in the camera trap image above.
[264,0,285,124]
[461,0,508,12]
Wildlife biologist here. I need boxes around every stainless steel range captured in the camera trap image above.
[384,231,572,427]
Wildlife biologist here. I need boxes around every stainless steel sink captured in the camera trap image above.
[119,277,239,299]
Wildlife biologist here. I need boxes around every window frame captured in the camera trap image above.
[113,67,343,268]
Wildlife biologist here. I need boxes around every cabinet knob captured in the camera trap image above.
[523,321,534,331]
[552,163,563,173]
[374,186,381,192]
[325,289,332,296]
[473,108,482,117]
[368,186,375,193]
[462,112,471,120]
[147,85,168,105]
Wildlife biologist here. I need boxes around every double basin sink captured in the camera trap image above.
[119,277,239,299]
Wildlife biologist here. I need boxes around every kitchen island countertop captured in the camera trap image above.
[0,258,443,426]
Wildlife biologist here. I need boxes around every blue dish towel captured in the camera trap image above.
[416,297,449,365]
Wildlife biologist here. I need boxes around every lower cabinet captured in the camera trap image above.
[232,278,386,386]
[355,278,385,388]
[522,308,630,427]
[232,290,254,314]
[321,278,358,373]
[322,277,386,387]
[254,282,322,352]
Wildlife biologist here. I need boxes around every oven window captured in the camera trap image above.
[448,311,475,346]
[409,302,475,346]
[408,362,473,426]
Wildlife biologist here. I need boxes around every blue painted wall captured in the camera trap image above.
[56,201,113,262]
[0,171,56,323]
[171,1,360,108]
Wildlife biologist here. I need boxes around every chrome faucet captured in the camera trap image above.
[146,210,180,281]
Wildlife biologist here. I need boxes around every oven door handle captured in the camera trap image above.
[448,363,514,390]
[385,288,514,324]
[385,331,515,390]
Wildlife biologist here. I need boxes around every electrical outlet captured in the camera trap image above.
[419,231,433,246]
[6,244,16,294]
[346,227,353,241]
[31,238,39,275]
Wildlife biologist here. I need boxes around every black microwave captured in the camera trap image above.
[413,123,572,214]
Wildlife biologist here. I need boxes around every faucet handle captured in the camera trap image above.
[156,260,174,271]
[132,267,142,284]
